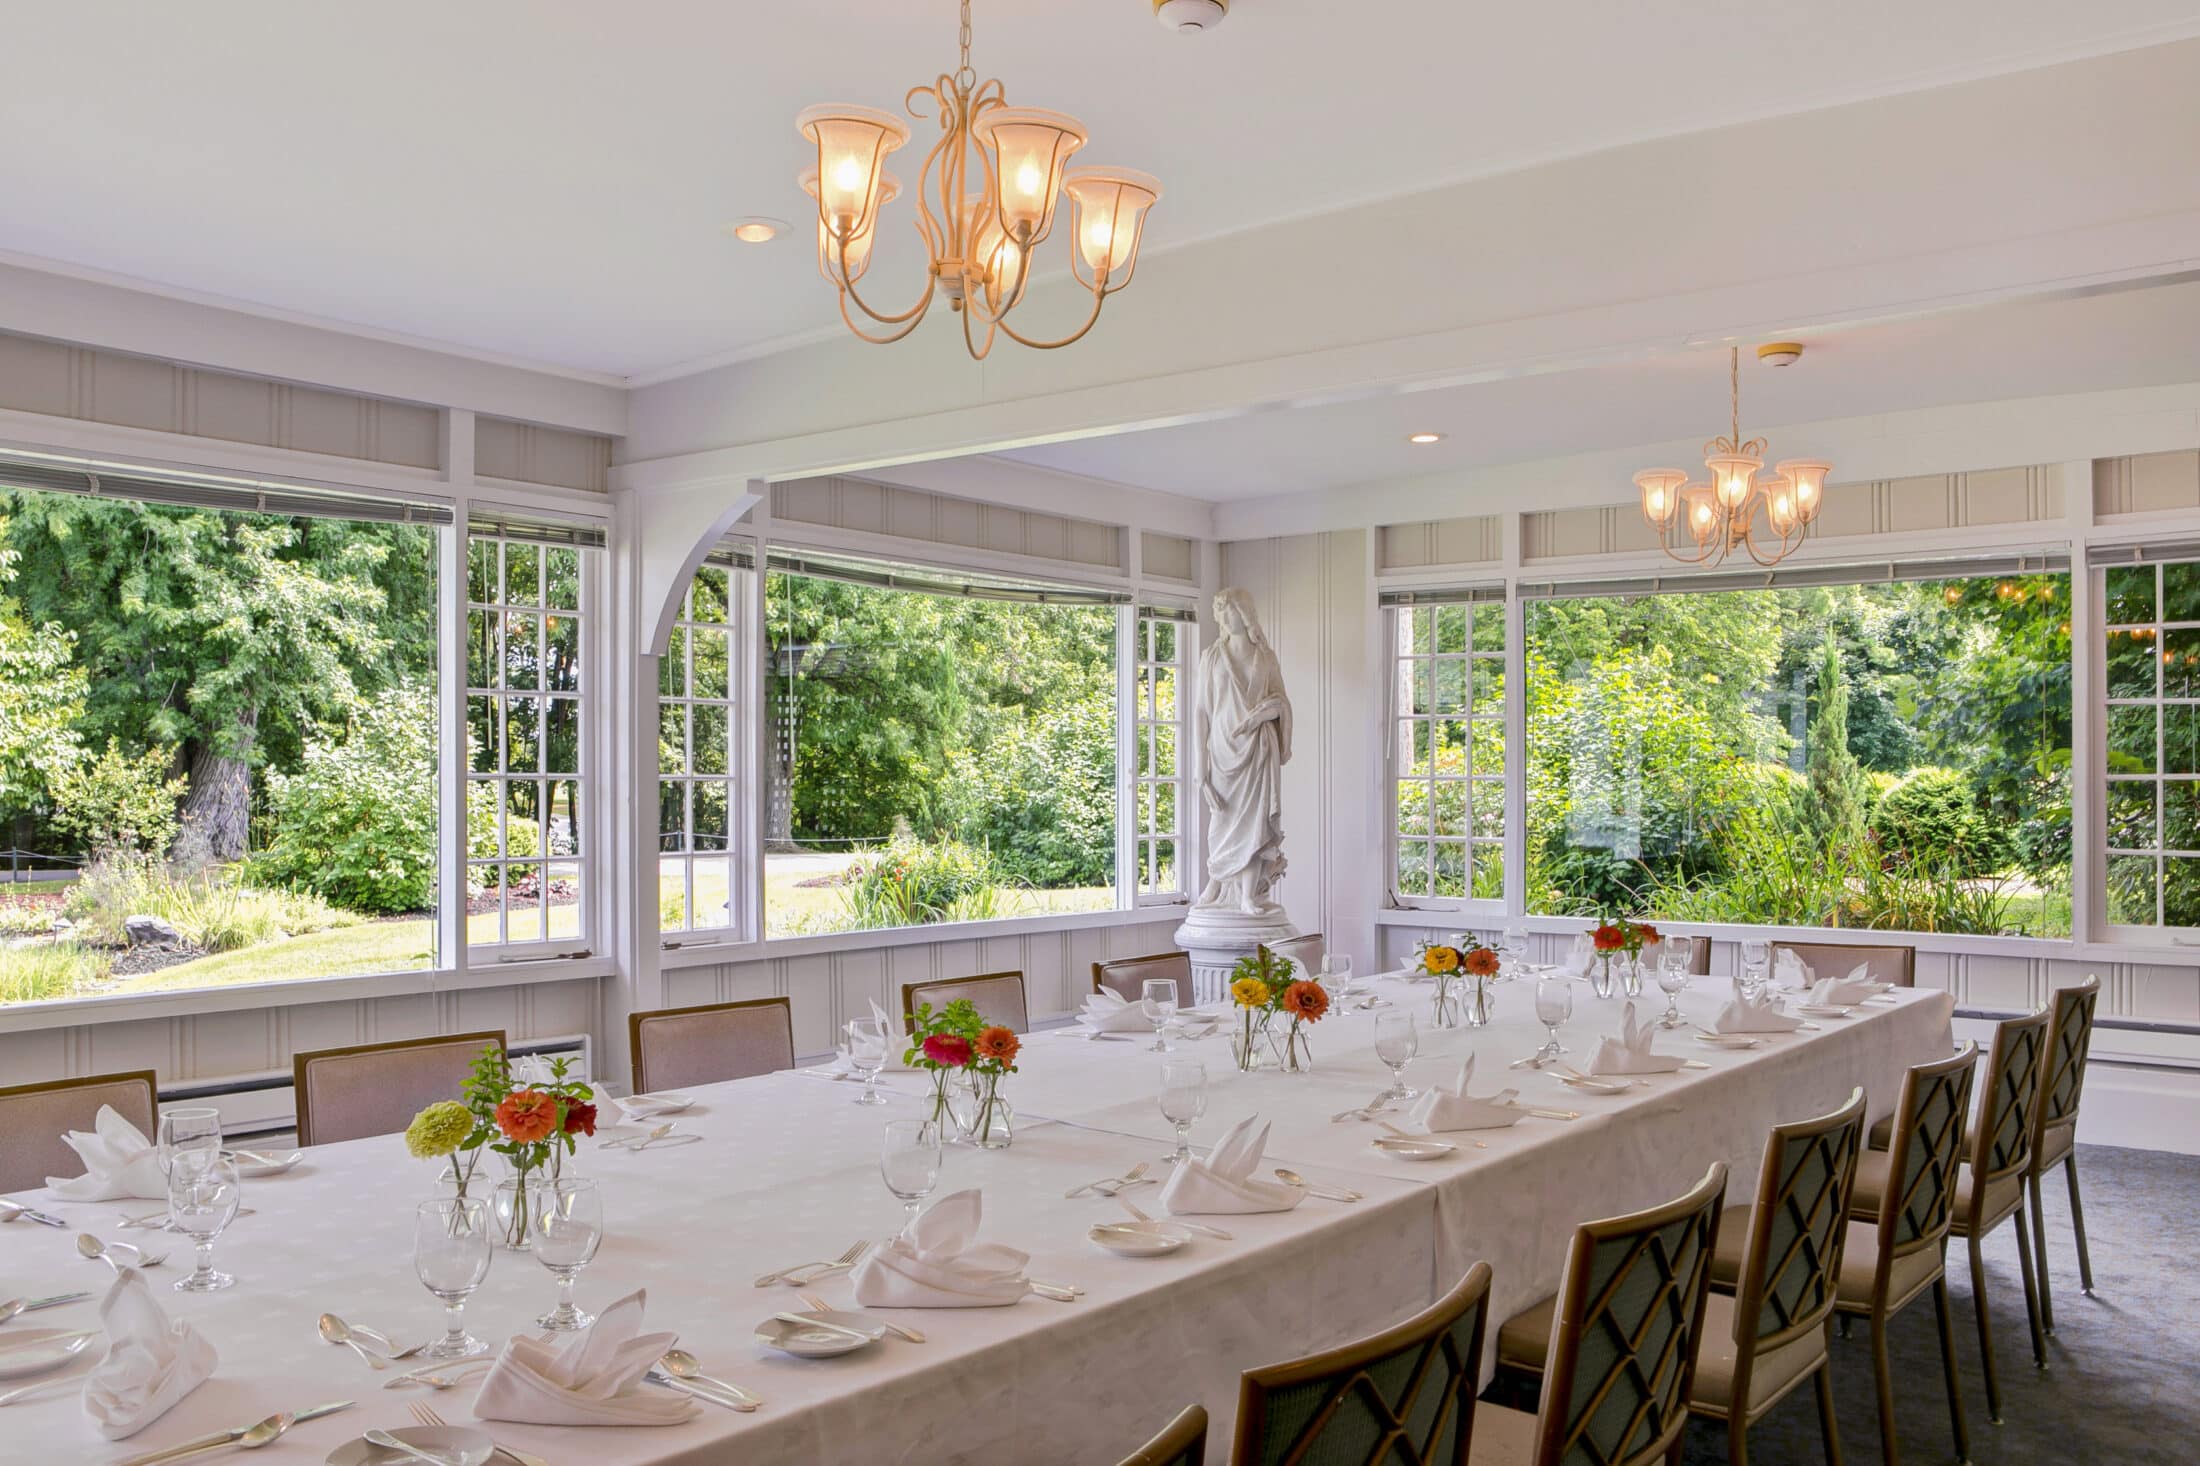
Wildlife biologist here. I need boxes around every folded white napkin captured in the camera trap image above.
[1588,1001,1683,1075]
[850,1189,1031,1308]
[1808,967,1889,1006]
[1078,988,1156,1033]
[473,1288,696,1427]
[1158,1115,1306,1215]
[46,1105,167,1201]
[1406,1056,1524,1133]
[83,1267,218,1440]
[1559,932,1595,978]
[1773,947,1812,988]
[1713,979,1803,1034]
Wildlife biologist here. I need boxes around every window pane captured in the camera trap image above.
[2106,854,2158,925]
[658,783,686,850]
[692,628,731,700]
[1397,781,1429,835]
[1431,779,1469,837]
[1432,659,1467,713]
[544,696,580,775]
[2168,781,2200,853]
[2168,629,2200,698]
[1396,840,1430,896]
[545,548,581,611]
[1471,842,1505,900]
[2167,856,2200,927]
[505,698,541,773]
[503,614,539,691]
[2106,629,2157,699]
[693,782,731,850]
[2104,565,2155,624]
[2108,705,2158,774]
[503,542,539,606]
[467,695,497,773]
[545,614,579,693]
[2169,705,2200,775]
[2107,781,2157,850]
[1472,779,1505,838]
[2167,562,2200,623]
[1434,604,1468,654]
[468,538,496,604]
[467,610,496,690]
[692,705,730,777]
[1433,841,1467,897]
[1472,604,1505,653]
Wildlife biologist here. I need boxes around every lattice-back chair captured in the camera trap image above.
[1121,1404,1209,1466]
[1946,1007,2053,1418]
[1260,933,1325,981]
[627,997,795,1094]
[901,971,1029,1034]
[1769,939,1916,988]
[1233,1261,1490,1466]
[2028,975,2100,1334]
[1477,1165,1727,1466]
[1835,1041,1979,1466]
[1093,951,1194,1005]
[0,1070,159,1194]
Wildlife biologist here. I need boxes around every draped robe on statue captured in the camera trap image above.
[1196,603,1291,915]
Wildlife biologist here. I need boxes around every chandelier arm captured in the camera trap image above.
[961,240,1035,326]
[959,293,998,361]
[834,235,939,327]
[992,277,1108,351]
[835,285,934,345]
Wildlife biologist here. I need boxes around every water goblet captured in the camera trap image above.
[168,1153,241,1292]
[1533,975,1573,1062]
[157,1106,223,1178]
[1740,939,1771,999]
[1373,1012,1419,1100]
[880,1119,942,1235]
[532,1176,603,1331]
[1655,949,1691,1029]
[414,1197,493,1359]
[1157,1059,1208,1167]
[847,1016,889,1106]
[1325,954,1355,992]
[1499,924,1529,978]
[1140,976,1180,1053]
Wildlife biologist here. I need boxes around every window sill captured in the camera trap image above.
[660,904,1187,968]
[0,957,613,1036]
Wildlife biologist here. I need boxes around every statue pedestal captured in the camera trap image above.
[1174,905,1298,1006]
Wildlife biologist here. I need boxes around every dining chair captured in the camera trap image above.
[292,1031,505,1148]
[2027,975,2100,1333]
[1651,934,1712,975]
[1260,932,1325,979]
[1093,951,1194,1005]
[1769,940,1915,987]
[1479,1165,1727,1465]
[901,971,1030,1033]
[1120,1404,1209,1466]
[1232,1260,1490,1465]
[0,1069,159,1194]
[628,996,795,1093]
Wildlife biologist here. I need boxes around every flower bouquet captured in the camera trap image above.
[1590,917,1658,999]
[1429,941,1500,1027]
[1228,950,1329,1073]
[904,999,1021,1147]
[407,1043,594,1248]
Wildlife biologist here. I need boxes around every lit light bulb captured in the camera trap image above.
[832,156,866,193]
[1647,487,1668,518]
[1017,161,1044,197]
[1083,216,1114,260]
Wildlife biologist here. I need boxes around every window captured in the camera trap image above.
[466,524,591,948]
[1522,561,2072,936]
[1134,608,1188,900]
[763,550,1121,937]
[2103,553,2200,931]
[660,558,744,936]
[1388,590,1507,904]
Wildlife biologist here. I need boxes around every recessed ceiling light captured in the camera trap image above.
[1408,432,1443,445]
[725,217,787,244]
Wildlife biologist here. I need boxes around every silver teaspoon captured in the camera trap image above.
[317,1313,391,1370]
[364,1428,462,1466]
[658,1348,764,1404]
[76,1232,168,1270]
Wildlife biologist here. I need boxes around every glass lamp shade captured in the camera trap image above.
[1765,483,1799,536]
[972,107,1087,245]
[796,104,909,241]
[1704,452,1762,511]
[802,168,900,284]
[1682,484,1720,545]
[1064,167,1161,292]
[1634,468,1689,529]
[1776,460,1831,523]
[966,198,1029,311]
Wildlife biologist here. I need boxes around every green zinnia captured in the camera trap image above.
[404,1100,474,1159]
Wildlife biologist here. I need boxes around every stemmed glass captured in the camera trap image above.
[1325,954,1355,993]
[1740,939,1771,999]
[531,1176,603,1331]
[157,1107,222,1178]
[1533,975,1573,1063]
[880,1119,942,1235]
[1157,1059,1208,1167]
[414,1197,493,1359]
[1499,925,1529,978]
[1140,976,1180,1053]
[1656,945,1691,1029]
[847,1016,889,1106]
[167,1153,241,1292]
[1373,1012,1419,1100]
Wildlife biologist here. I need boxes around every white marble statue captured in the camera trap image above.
[1194,588,1292,916]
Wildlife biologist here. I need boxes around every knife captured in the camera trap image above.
[0,1329,94,1357]
[10,1290,92,1314]
[3,1204,67,1228]
[113,1400,354,1466]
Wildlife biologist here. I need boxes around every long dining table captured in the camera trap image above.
[1,971,1954,1465]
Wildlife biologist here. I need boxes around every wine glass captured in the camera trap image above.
[1140,976,1180,1053]
[1740,939,1771,999]
[1325,954,1355,993]
[1499,924,1529,978]
[167,1153,241,1292]
[1533,975,1573,1062]
[1157,1059,1208,1167]
[414,1197,493,1359]
[1656,945,1691,1029]
[531,1176,603,1331]
[1373,1012,1419,1100]
[847,1016,889,1107]
[157,1107,222,1177]
[880,1119,942,1234]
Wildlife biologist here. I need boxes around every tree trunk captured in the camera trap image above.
[174,711,256,868]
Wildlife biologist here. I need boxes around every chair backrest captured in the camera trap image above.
[1261,933,1325,980]
[1233,1261,1490,1466]
[629,997,795,1094]
[1531,1164,1727,1466]
[1873,1042,1980,1275]
[1731,1089,1867,1361]
[0,1070,159,1194]
[1122,1404,1210,1466]
[1968,1008,2052,1207]
[902,971,1030,1034]
[1648,935,1711,976]
[2035,975,2101,1140]
[1094,951,1194,1004]
[1770,940,1915,988]
[293,1031,505,1148]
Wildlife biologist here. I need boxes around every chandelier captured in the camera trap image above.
[795,0,1161,360]
[1634,345,1832,568]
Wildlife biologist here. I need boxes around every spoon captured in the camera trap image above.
[0,1199,67,1228]
[1272,1168,1362,1202]
[383,1358,493,1391]
[76,1233,168,1270]
[317,1313,391,1370]
[364,1428,463,1466]
[799,1291,924,1343]
[658,1348,764,1404]
[604,1122,677,1151]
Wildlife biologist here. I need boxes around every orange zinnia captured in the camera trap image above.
[1462,945,1500,977]
[1281,980,1330,1023]
[975,1025,1021,1066]
[494,1089,560,1145]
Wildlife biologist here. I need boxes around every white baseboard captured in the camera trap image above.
[2075,1062,2200,1155]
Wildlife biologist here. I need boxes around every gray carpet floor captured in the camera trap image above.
[1669,1143,2200,1465]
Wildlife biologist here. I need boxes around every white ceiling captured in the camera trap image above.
[993,279,2200,500]
[3,1,2197,381]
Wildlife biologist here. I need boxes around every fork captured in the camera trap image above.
[799,1290,924,1343]
[411,1401,549,1466]
[1064,1160,1151,1199]
[754,1239,867,1288]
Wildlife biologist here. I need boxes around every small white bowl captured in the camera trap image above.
[1371,1136,1456,1161]
[1694,1032,1764,1049]
[1796,1004,1855,1019]
[1089,1220,1191,1257]
[227,1148,304,1178]
[754,1309,888,1358]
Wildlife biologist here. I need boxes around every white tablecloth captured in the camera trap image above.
[0,975,1951,1465]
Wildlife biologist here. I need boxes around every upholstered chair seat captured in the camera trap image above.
[628,998,795,1093]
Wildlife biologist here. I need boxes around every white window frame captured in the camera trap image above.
[2100,550,2200,938]
[1128,605,1193,906]
[1383,587,1508,914]
[656,554,749,940]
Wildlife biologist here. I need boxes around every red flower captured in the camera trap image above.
[1462,945,1501,977]
[1591,924,1624,952]
[494,1089,559,1145]
[922,1033,973,1068]
[562,1101,598,1137]
[1634,923,1661,945]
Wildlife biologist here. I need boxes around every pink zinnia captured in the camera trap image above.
[922,1034,973,1068]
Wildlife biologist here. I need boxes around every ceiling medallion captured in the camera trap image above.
[1634,344,1832,568]
[796,0,1160,360]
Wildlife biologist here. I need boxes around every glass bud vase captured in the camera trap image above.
[951,1071,1015,1149]
[1431,979,1464,1030]
[492,1174,546,1252]
[1231,1014,1271,1073]
[1269,1018,1314,1074]
[1590,958,1617,1000]
[1620,957,1644,999]
[1464,977,1495,1028]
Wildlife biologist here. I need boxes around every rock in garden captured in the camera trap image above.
[123,914,183,946]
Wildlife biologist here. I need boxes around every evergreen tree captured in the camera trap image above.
[1805,634,1872,844]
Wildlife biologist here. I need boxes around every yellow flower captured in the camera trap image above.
[404,1100,474,1159]
[1231,976,1272,1009]
[1423,945,1461,975]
